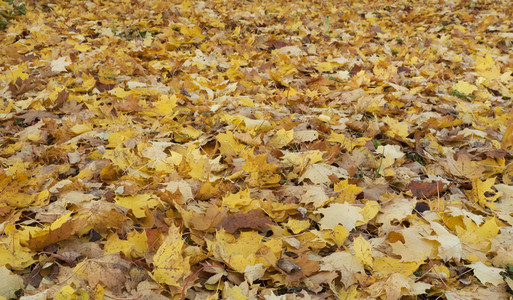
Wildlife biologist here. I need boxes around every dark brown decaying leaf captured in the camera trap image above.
[407,181,449,198]
[217,209,272,233]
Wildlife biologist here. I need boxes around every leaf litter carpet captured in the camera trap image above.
[0,0,513,299]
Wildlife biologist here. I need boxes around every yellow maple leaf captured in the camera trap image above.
[456,217,500,251]
[328,132,370,151]
[217,131,245,156]
[239,96,254,107]
[0,266,23,298]
[281,150,324,169]
[426,222,462,260]
[475,52,501,82]
[320,251,364,285]
[74,43,91,52]
[452,80,478,95]
[211,230,264,272]
[185,145,210,180]
[285,219,310,234]
[0,171,50,209]
[269,69,290,87]
[179,24,205,39]
[267,128,294,149]
[222,188,254,212]
[110,87,131,98]
[70,72,96,92]
[70,123,92,135]
[104,230,148,259]
[382,116,409,139]
[56,285,87,299]
[373,256,421,277]
[502,124,513,149]
[151,226,190,287]
[389,227,437,262]
[337,285,359,300]
[334,179,364,203]
[0,225,35,269]
[323,224,349,248]
[6,67,29,83]
[223,282,249,300]
[242,150,281,186]
[115,194,161,218]
[465,177,500,208]
[104,147,138,169]
[154,94,177,116]
[316,61,338,73]
[358,201,380,224]
[107,127,140,148]
[179,126,202,139]
[468,261,504,286]
[353,236,373,267]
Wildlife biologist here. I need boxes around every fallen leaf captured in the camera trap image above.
[320,251,364,286]
[299,164,348,184]
[408,180,449,198]
[217,209,272,233]
[151,226,190,288]
[27,212,87,250]
[50,56,71,73]
[0,266,24,298]
[468,262,503,286]
[73,255,129,295]
[317,202,364,231]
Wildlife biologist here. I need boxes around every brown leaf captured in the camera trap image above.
[95,77,116,92]
[27,215,87,251]
[0,206,12,217]
[52,89,69,110]
[446,150,485,179]
[265,39,288,49]
[483,149,508,160]
[61,99,85,114]
[77,254,130,295]
[407,181,449,198]
[187,205,226,231]
[114,95,142,112]
[217,209,271,233]
[363,184,390,201]
[17,110,58,124]
[26,264,43,288]
[291,254,320,276]
[8,77,38,97]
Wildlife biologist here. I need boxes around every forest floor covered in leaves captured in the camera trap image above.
[1,0,513,299]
